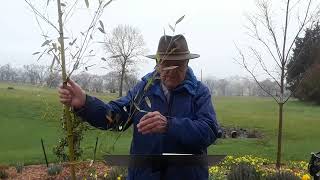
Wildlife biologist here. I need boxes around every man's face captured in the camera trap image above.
[159,60,189,90]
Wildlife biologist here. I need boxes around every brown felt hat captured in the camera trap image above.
[146,34,200,60]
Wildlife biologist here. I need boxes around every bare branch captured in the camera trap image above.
[25,0,59,32]
[234,44,279,103]
[284,0,312,64]
[247,15,282,68]
[249,47,282,88]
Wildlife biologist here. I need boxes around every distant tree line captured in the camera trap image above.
[203,76,290,97]
[0,63,138,94]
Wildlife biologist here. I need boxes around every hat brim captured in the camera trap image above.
[145,53,200,60]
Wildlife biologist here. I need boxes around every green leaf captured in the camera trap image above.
[69,38,77,46]
[175,15,185,25]
[101,57,107,61]
[123,106,127,112]
[47,48,55,54]
[50,55,56,72]
[133,103,148,113]
[144,77,153,91]
[99,20,104,31]
[41,40,52,47]
[73,61,80,70]
[85,0,89,8]
[103,0,113,8]
[54,54,60,64]
[98,27,105,34]
[145,96,151,108]
[134,89,140,101]
[168,24,175,32]
[32,52,40,55]
[162,66,178,71]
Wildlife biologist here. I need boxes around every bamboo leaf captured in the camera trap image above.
[61,3,66,7]
[41,40,52,47]
[54,54,60,64]
[86,64,95,68]
[101,57,107,61]
[103,0,113,8]
[73,61,80,70]
[133,103,148,113]
[105,115,113,123]
[47,0,50,6]
[175,15,185,25]
[145,96,151,108]
[69,38,77,46]
[85,0,89,8]
[47,48,55,54]
[162,66,178,71]
[50,55,56,72]
[32,52,40,55]
[99,20,105,31]
[89,50,93,53]
[41,34,49,38]
[98,27,105,34]
[144,77,153,91]
[168,24,175,32]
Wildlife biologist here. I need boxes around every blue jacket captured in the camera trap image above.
[76,67,220,180]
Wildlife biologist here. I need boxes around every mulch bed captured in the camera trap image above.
[3,161,111,180]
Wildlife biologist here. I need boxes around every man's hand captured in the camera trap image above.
[137,111,168,134]
[58,79,86,109]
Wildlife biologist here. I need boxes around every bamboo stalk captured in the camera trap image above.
[56,0,76,179]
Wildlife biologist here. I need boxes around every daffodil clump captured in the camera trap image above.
[209,155,311,180]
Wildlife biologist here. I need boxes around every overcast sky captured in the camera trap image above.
[0,0,314,79]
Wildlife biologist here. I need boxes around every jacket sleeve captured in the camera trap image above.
[166,83,220,150]
[74,81,145,130]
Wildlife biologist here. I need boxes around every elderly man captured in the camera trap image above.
[58,34,220,180]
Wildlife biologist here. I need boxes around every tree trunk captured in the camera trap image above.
[276,102,284,169]
[119,61,126,97]
[57,0,76,179]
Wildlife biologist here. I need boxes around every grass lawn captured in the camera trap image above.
[0,82,319,165]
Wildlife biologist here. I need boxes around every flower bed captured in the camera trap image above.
[209,155,311,180]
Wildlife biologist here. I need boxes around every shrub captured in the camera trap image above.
[15,162,24,173]
[102,166,127,180]
[47,164,63,176]
[0,169,8,179]
[227,162,262,180]
[265,171,300,180]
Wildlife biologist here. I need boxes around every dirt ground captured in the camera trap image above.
[3,161,111,180]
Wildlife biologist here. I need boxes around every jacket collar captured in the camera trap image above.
[141,67,198,97]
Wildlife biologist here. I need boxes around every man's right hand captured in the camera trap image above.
[58,79,86,109]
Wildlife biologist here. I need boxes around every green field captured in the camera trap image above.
[0,82,319,165]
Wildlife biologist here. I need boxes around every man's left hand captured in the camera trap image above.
[137,111,168,134]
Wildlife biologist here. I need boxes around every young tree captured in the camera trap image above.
[102,24,147,97]
[235,0,320,168]
[25,0,114,179]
